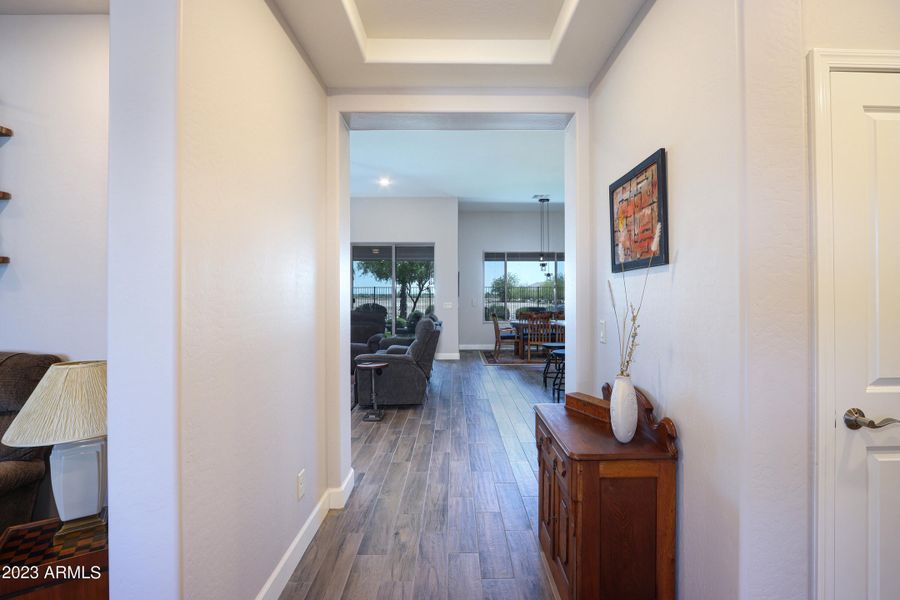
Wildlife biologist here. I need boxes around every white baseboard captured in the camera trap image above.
[255,468,355,600]
[329,467,355,509]
[435,352,460,360]
[459,344,493,351]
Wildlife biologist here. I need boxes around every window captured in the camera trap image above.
[483,251,564,321]
[352,244,435,335]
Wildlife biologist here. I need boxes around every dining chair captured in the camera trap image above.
[492,313,517,360]
[524,312,554,361]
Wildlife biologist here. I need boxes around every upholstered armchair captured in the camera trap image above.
[350,307,386,344]
[355,318,441,406]
[376,312,441,353]
[0,352,61,533]
[350,333,384,373]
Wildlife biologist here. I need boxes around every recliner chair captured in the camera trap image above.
[354,318,441,406]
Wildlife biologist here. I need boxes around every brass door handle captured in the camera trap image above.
[844,408,900,430]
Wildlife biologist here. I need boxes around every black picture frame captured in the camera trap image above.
[608,148,669,272]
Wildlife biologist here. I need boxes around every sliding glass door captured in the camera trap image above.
[352,244,435,335]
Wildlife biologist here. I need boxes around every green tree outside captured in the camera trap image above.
[356,260,434,318]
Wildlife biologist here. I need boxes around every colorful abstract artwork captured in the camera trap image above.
[609,148,669,272]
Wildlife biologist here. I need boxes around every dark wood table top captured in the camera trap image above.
[535,402,675,461]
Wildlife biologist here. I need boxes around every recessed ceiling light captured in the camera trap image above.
[378,177,392,188]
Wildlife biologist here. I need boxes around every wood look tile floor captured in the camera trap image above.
[282,351,558,600]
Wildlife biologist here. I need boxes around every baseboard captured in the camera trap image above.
[254,468,355,600]
[459,344,493,351]
[435,352,460,360]
[329,467,355,509]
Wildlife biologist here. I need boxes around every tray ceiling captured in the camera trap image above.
[354,0,565,40]
[273,0,648,91]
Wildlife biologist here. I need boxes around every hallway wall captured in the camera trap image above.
[803,0,900,49]
[178,0,327,598]
[590,0,744,597]
[0,16,108,360]
[108,1,328,598]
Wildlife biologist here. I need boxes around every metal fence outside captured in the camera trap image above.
[483,285,565,320]
[352,286,435,326]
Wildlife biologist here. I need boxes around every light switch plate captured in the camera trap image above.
[599,320,607,344]
[443,301,453,309]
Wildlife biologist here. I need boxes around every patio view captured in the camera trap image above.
[351,244,435,335]
[483,251,565,320]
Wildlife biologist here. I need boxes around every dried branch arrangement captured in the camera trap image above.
[608,223,662,376]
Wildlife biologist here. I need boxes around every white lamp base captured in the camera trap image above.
[50,437,107,538]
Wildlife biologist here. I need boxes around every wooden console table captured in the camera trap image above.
[535,385,678,600]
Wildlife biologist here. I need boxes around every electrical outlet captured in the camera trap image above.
[599,320,607,344]
[297,470,305,500]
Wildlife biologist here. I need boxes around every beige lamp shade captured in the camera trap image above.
[2,360,107,447]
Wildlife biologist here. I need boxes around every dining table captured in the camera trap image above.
[507,319,566,359]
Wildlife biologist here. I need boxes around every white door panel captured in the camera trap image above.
[831,71,900,600]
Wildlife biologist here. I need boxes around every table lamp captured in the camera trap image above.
[2,360,107,540]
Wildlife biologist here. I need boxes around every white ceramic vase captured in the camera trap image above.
[610,375,638,443]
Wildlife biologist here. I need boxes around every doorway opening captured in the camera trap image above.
[324,102,590,509]
[346,118,570,413]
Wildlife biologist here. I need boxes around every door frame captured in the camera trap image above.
[809,48,900,600]
[322,94,592,513]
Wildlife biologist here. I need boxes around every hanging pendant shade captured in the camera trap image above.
[534,195,551,272]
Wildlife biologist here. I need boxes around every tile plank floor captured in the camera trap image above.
[282,351,558,600]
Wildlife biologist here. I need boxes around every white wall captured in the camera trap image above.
[108,1,181,597]
[350,196,459,357]
[0,16,108,360]
[590,0,847,598]
[458,208,564,348]
[803,0,900,49]
[109,1,329,598]
[591,0,744,597]
[178,0,327,598]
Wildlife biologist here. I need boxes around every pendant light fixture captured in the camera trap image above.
[534,195,552,279]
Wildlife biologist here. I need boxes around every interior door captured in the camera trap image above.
[830,70,900,600]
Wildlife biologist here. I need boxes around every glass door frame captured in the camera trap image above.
[351,242,435,336]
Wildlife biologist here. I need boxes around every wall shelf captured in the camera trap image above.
[1,124,10,262]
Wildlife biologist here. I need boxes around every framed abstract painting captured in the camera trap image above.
[609,148,669,272]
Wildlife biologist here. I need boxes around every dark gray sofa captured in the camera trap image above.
[0,352,60,533]
[355,318,441,406]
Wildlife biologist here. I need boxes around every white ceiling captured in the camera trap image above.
[350,130,565,210]
[0,0,107,13]
[354,0,564,40]
[273,0,648,91]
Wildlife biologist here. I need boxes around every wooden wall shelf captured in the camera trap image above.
[1,124,10,263]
